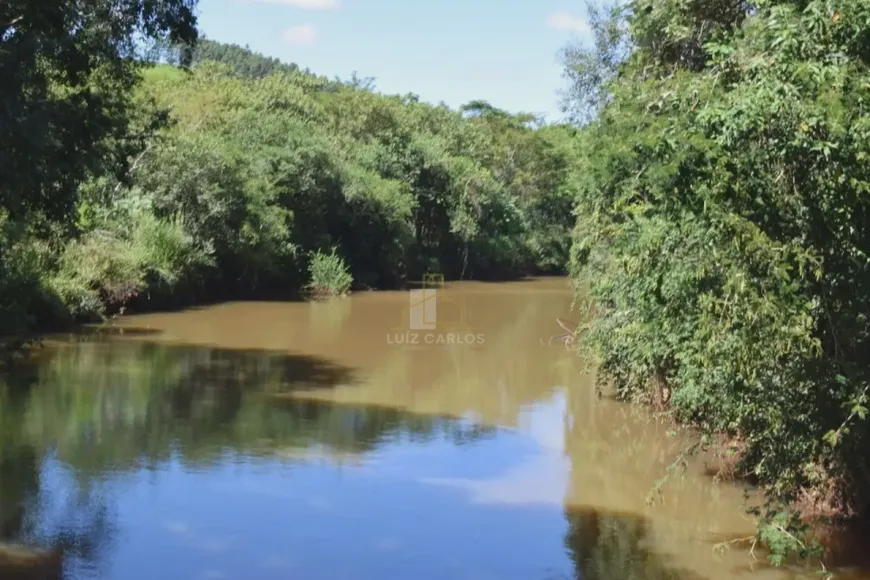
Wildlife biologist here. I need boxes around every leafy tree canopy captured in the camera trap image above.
[0,0,198,223]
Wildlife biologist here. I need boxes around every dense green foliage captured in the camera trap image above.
[565,0,870,563]
[125,61,576,294]
[0,27,577,347]
[0,0,197,223]
[0,0,198,354]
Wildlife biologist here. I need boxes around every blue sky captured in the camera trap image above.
[195,0,592,121]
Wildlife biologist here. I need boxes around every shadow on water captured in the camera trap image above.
[7,339,478,470]
[2,299,821,580]
[0,338,502,579]
[818,523,870,574]
[565,507,708,580]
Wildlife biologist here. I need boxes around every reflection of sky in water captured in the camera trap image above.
[421,390,569,507]
[38,391,574,580]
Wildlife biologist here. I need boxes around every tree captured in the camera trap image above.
[0,0,198,224]
[187,38,299,78]
[460,100,511,119]
[567,0,870,563]
[0,0,199,352]
[558,1,630,124]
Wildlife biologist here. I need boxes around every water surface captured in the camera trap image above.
[0,279,860,579]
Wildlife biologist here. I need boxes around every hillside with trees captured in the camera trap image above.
[0,21,578,354]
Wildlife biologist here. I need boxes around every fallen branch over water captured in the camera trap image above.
[712,535,758,561]
[548,318,577,348]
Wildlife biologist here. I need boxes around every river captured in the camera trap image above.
[0,278,865,580]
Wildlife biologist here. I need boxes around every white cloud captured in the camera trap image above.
[282,24,319,46]
[545,11,590,33]
[247,0,338,8]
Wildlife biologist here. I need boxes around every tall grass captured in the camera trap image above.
[48,210,213,319]
[306,248,353,298]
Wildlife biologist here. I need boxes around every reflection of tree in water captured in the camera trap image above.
[15,338,495,474]
[21,473,115,579]
[0,331,507,580]
[564,507,706,580]
[1,373,115,580]
[0,448,36,542]
[0,336,497,577]
[0,373,37,543]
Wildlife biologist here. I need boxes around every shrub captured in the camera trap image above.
[307,248,353,297]
[0,221,52,358]
[49,208,213,319]
[51,230,145,319]
[129,209,214,290]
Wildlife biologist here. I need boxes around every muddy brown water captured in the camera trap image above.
[0,278,866,580]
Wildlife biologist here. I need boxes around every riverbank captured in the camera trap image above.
[564,0,870,566]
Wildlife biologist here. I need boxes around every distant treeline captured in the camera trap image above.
[186,37,301,78]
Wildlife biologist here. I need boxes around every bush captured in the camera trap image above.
[128,209,214,291]
[565,0,870,564]
[53,230,144,319]
[307,248,353,297]
[0,222,52,358]
[49,208,213,319]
